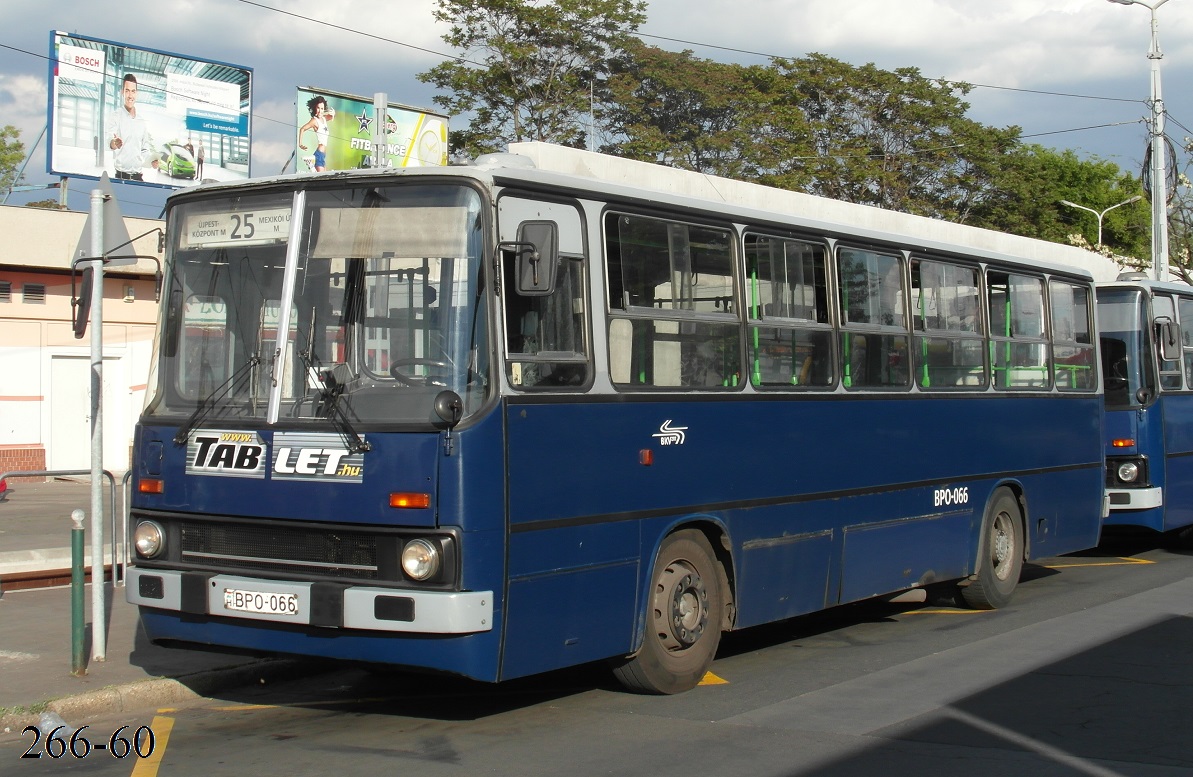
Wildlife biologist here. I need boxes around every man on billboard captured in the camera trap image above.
[108,74,159,181]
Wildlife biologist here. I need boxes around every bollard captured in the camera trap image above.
[71,509,86,676]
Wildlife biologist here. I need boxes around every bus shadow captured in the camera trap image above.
[147,565,1088,719]
[1083,525,1193,557]
[156,643,622,721]
[158,591,976,719]
[782,614,1193,775]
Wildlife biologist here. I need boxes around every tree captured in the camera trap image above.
[973,145,1149,262]
[601,51,1026,223]
[600,42,768,180]
[601,47,1151,259]
[418,0,646,159]
[751,54,1018,221]
[1168,166,1193,283]
[0,125,26,194]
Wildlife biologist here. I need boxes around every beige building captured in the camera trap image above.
[0,203,163,476]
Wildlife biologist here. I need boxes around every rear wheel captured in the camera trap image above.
[961,489,1024,609]
[613,530,723,694]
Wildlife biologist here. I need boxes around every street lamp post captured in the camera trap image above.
[1059,196,1143,247]
[1107,0,1171,281]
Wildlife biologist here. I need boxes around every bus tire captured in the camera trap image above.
[613,530,723,694]
[961,489,1024,610]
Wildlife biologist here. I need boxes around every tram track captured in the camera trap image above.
[1,565,117,592]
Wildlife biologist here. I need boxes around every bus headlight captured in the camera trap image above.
[134,520,165,559]
[401,539,441,581]
[1117,461,1140,484]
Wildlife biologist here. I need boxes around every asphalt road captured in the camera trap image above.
[4,529,1193,777]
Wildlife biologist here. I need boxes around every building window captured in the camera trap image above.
[23,284,46,304]
[0,280,11,302]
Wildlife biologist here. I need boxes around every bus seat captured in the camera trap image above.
[609,318,632,384]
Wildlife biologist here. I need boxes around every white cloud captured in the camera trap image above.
[3,0,1193,214]
[0,74,50,145]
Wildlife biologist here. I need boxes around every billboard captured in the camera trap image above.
[295,87,448,172]
[47,31,253,189]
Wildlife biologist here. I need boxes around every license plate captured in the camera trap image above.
[223,588,300,616]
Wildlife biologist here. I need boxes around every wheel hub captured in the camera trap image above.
[657,563,708,650]
[992,513,1014,579]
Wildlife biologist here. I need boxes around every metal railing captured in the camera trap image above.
[0,469,124,594]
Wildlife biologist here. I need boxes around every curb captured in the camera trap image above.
[0,658,320,731]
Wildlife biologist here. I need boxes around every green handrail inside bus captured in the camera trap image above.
[750,265,762,386]
[918,286,930,388]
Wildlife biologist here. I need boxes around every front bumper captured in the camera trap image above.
[127,567,493,634]
[1106,486,1163,511]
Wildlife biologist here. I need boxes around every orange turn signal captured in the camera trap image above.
[1111,439,1136,448]
[138,478,164,494]
[389,492,431,509]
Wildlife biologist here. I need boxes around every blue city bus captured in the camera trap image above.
[126,146,1105,694]
[1097,275,1193,538]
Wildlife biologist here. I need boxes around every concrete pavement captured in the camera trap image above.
[0,478,318,729]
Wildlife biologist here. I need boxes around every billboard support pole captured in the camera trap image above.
[88,186,107,662]
[373,92,387,169]
[1,124,47,205]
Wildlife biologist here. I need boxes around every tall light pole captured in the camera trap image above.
[1108,0,1171,281]
[1059,195,1143,246]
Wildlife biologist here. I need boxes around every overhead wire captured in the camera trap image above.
[0,1,1176,189]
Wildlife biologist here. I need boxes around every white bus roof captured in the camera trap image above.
[507,142,1119,283]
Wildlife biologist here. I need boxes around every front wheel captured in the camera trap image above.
[613,530,724,694]
[961,489,1024,609]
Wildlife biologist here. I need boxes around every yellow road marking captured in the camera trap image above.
[1045,557,1155,569]
[129,715,174,777]
[699,671,728,685]
[209,704,280,711]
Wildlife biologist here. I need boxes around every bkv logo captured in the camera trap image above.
[652,420,688,446]
[187,431,267,478]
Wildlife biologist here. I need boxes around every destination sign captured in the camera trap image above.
[183,208,293,249]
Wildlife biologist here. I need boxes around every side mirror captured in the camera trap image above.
[502,221,559,297]
[162,287,182,358]
[433,389,463,428]
[71,264,93,339]
[1155,316,1182,362]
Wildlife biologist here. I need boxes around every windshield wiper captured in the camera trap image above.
[173,355,262,445]
[316,363,371,454]
[296,348,371,454]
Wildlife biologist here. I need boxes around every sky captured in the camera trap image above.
[3,0,1193,219]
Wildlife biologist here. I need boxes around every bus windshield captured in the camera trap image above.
[1097,287,1151,409]
[145,182,490,428]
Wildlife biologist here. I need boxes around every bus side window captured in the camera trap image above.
[1178,297,1193,388]
[745,233,834,389]
[1153,294,1182,390]
[604,213,740,389]
[1049,280,1096,391]
[838,247,908,389]
[498,198,591,390]
[911,258,984,389]
[988,271,1048,389]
